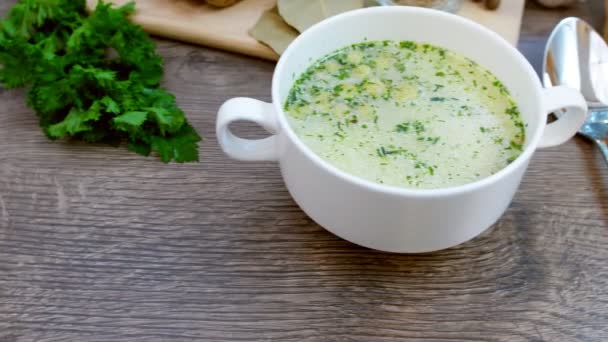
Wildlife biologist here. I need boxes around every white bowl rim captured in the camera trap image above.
[272,6,544,198]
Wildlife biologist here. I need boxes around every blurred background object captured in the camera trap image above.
[85,0,526,60]
[534,0,577,8]
[483,0,501,10]
[377,0,464,12]
[206,0,241,6]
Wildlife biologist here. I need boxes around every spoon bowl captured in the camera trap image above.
[543,17,608,163]
[543,17,608,106]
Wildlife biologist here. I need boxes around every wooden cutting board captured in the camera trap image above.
[86,0,525,61]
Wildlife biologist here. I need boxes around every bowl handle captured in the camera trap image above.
[216,97,280,161]
[539,86,588,148]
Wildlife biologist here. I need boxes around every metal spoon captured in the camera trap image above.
[543,17,608,164]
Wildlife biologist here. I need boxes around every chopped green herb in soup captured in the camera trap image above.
[285,40,525,189]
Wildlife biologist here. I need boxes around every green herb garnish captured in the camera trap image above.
[396,122,410,133]
[427,137,440,144]
[0,0,201,162]
[396,121,425,135]
[413,121,425,134]
[506,105,521,118]
[493,79,509,95]
[509,140,523,151]
[399,41,417,51]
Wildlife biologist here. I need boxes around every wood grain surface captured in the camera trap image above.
[0,1,607,341]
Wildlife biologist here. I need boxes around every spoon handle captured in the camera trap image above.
[594,139,608,166]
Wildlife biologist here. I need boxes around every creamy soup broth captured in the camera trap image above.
[285,40,525,189]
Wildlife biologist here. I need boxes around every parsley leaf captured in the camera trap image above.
[0,0,202,162]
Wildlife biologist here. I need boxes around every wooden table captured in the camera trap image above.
[1,1,606,341]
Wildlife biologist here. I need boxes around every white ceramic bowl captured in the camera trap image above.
[216,7,587,253]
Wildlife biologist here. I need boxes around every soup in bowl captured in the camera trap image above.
[284,40,526,190]
[216,7,587,253]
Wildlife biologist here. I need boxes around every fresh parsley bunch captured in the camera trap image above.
[0,0,202,162]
